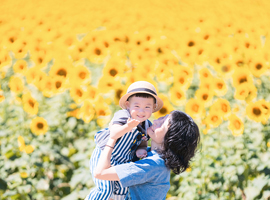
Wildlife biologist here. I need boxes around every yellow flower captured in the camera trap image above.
[22,92,39,115]
[84,85,98,101]
[169,86,186,106]
[97,76,121,94]
[234,82,257,102]
[232,68,253,88]
[248,54,269,77]
[20,172,28,178]
[18,136,35,154]
[210,98,231,120]
[52,76,68,94]
[87,41,109,63]
[154,63,174,84]
[0,90,5,103]
[25,67,47,86]
[213,78,228,97]
[257,99,270,124]
[195,88,214,107]
[228,114,244,137]
[172,66,193,90]
[204,112,222,128]
[9,76,24,93]
[153,94,174,119]
[69,85,86,104]
[18,135,26,152]
[102,58,126,79]
[185,98,205,119]
[79,100,95,123]
[246,101,265,123]
[13,59,28,74]
[94,96,112,127]
[30,117,49,135]
[199,68,213,81]
[39,76,54,98]
[70,65,91,86]
[49,59,71,78]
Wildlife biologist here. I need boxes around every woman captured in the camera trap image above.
[88,110,200,200]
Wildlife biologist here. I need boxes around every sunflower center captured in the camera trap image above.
[159,107,167,114]
[222,65,230,72]
[109,69,117,77]
[28,100,35,108]
[256,63,262,70]
[57,69,67,77]
[202,94,208,100]
[116,89,123,99]
[179,77,184,84]
[99,110,106,116]
[95,48,101,55]
[211,116,218,122]
[239,77,247,84]
[192,104,199,112]
[79,72,86,79]
[55,81,62,89]
[234,120,241,129]
[37,122,44,129]
[217,83,223,89]
[20,64,24,70]
[76,90,83,97]
[253,107,261,116]
[221,104,228,112]
[176,92,182,99]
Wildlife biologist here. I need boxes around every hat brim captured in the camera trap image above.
[119,91,164,113]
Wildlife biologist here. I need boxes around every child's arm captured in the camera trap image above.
[109,118,140,140]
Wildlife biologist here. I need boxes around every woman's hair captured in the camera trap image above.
[160,110,200,174]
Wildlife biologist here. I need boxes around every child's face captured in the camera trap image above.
[125,96,155,123]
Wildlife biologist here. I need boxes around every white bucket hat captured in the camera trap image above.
[119,81,163,113]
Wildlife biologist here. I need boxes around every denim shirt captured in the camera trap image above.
[114,149,170,200]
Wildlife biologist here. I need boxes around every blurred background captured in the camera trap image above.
[0,0,270,199]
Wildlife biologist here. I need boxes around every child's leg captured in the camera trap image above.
[85,147,114,200]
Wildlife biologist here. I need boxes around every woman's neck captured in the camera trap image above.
[150,140,163,151]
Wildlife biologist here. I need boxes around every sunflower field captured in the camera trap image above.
[1,0,270,199]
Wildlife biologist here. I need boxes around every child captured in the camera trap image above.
[85,81,163,200]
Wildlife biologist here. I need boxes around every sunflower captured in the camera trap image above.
[18,135,26,152]
[94,96,112,128]
[232,68,253,88]
[87,41,109,63]
[84,85,98,101]
[78,100,96,123]
[154,62,174,84]
[39,76,54,98]
[228,114,244,137]
[210,98,231,120]
[9,76,24,93]
[25,67,47,86]
[246,101,265,123]
[169,86,186,106]
[70,65,91,86]
[22,92,39,115]
[213,77,228,96]
[204,111,222,128]
[199,67,213,81]
[172,71,192,90]
[234,82,257,102]
[185,98,205,119]
[153,94,174,119]
[49,59,71,79]
[13,59,28,74]
[248,58,269,78]
[97,76,121,94]
[102,58,126,79]
[69,85,86,104]
[195,88,214,107]
[30,116,49,135]
[52,76,68,94]
[257,99,270,124]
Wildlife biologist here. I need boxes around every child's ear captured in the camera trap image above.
[125,101,130,109]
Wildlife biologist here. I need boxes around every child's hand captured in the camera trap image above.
[127,118,140,129]
[136,148,147,159]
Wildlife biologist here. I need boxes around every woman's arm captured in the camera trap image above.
[95,118,141,180]
[94,138,120,181]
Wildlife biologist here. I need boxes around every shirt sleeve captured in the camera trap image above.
[111,109,131,125]
[114,154,162,188]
